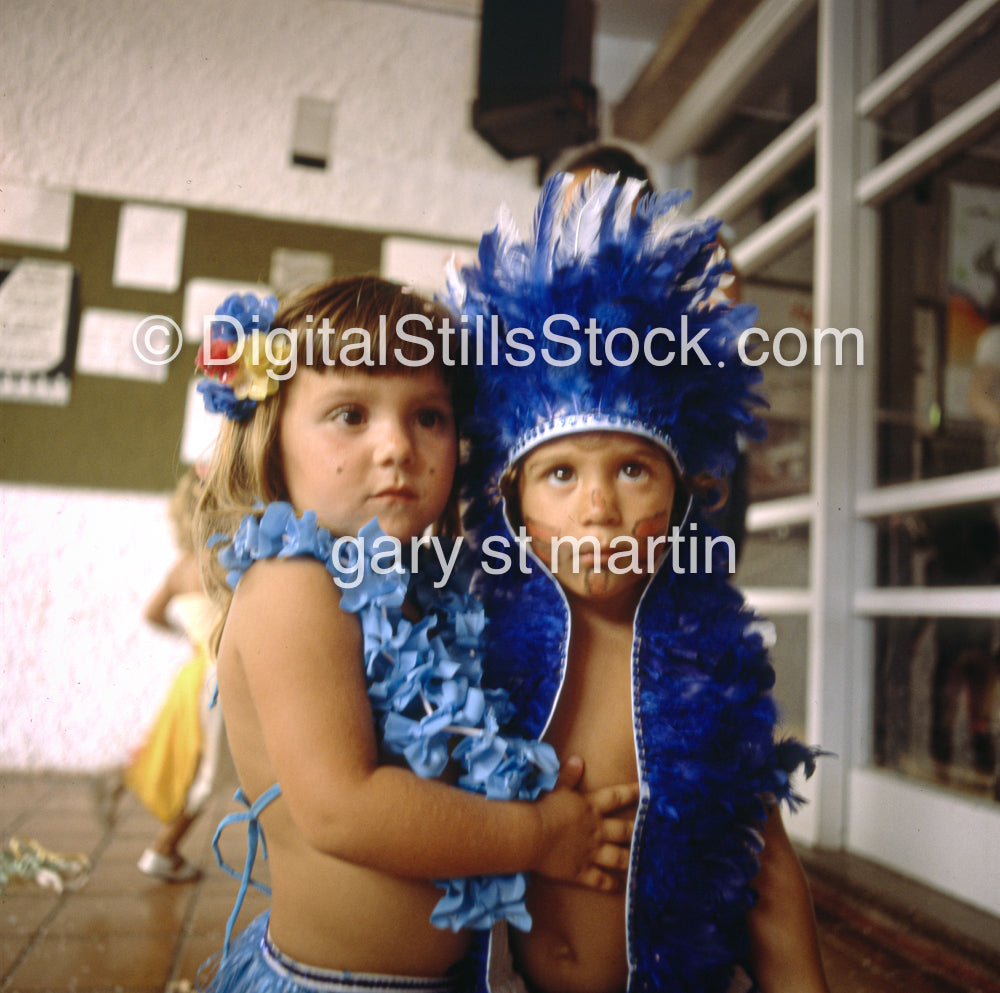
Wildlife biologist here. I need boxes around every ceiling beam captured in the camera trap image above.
[612,0,763,143]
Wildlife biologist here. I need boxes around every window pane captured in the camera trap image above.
[877,127,1000,485]
[875,505,1000,587]
[691,9,817,201]
[876,0,967,73]
[874,2,1000,164]
[742,236,815,501]
[735,523,810,589]
[770,614,810,744]
[875,614,1000,802]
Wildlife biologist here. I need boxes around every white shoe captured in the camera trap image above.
[137,848,201,883]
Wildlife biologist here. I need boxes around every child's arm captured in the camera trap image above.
[228,557,635,889]
[143,552,201,629]
[746,805,831,993]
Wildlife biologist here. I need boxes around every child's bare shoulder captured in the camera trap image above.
[228,556,357,652]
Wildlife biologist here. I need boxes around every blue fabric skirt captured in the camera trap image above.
[198,912,463,993]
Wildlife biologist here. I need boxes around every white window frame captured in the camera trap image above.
[676,0,1000,914]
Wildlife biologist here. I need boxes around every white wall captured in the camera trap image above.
[0,0,656,769]
[1,486,187,769]
[0,0,543,241]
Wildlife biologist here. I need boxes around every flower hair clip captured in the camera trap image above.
[195,293,287,421]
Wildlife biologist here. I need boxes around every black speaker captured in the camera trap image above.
[472,0,598,161]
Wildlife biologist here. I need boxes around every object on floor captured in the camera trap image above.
[0,836,91,894]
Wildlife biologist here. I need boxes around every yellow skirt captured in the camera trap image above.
[123,646,207,823]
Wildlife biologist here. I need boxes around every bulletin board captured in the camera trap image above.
[0,194,383,491]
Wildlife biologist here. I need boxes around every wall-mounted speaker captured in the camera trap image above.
[472,0,597,161]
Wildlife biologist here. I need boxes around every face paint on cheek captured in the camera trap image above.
[522,515,559,545]
[633,509,671,541]
[520,515,559,569]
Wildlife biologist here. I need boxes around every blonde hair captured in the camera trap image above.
[168,467,204,555]
[195,275,461,653]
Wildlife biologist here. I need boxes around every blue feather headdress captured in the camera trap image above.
[443,173,765,508]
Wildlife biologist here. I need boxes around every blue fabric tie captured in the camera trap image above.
[213,783,282,959]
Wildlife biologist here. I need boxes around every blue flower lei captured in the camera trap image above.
[214,502,559,932]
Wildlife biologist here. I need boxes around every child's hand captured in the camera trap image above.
[532,755,639,891]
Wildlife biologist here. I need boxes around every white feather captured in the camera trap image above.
[493,203,522,247]
[568,173,618,259]
[648,205,698,250]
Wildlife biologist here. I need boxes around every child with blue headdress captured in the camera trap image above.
[445,175,831,993]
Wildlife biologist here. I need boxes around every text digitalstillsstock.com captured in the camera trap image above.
[132,312,866,371]
[331,526,737,589]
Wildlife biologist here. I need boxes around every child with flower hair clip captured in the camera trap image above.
[445,176,830,993]
[191,277,638,993]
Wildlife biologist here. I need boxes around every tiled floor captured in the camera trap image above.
[2,770,999,993]
[1,771,268,993]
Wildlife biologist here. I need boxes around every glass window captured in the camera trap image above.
[742,235,815,502]
[735,523,810,589]
[870,10,1000,806]
[876,506,1000,587]
[873,17,1000,164]
[690,8,817,203]
[876,127,1000,485]
[770,614,810,744]
[874,0,1000,140]
[874,612,1000,802]
[876,0,967,73]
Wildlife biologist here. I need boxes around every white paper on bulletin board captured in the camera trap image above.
[0,259,74,371]
[0,257,76,405]
[182,277,274,344]
[77,308,169,383]
[380,236,476,299]
[270,247,333,295]
[0,184,74,250]
[180,376,223,466]
[113,203,186,292]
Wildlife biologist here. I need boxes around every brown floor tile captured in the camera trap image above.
[102,816,159,845]
[7,816,104,861]
[31,780,101,816]
[0,779,56,833]
[809,872,1000,993]
[109,802,161,834]
[4,932,173,991]
[170,932,224,988]
[46,891,191,936]
[0,891,60,936]
[1,938,30,983]
[77,858,200,899]
[97,830,209,875]
[95,834,155,865]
